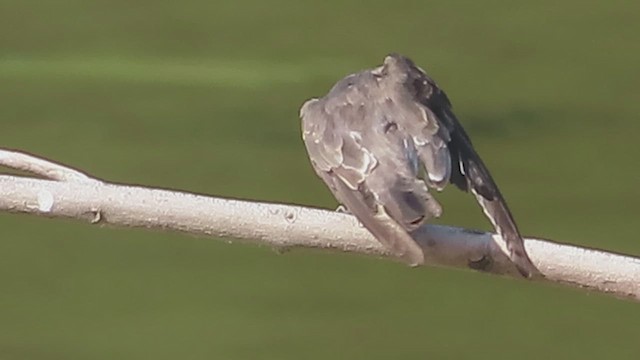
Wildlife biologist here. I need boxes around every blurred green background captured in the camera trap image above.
[1,0,639,358]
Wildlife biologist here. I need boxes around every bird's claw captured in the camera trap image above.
[468,255,493,272]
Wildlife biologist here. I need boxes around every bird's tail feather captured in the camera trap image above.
[462,151,538,277]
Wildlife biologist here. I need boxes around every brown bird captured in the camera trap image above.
[300,53,536,277]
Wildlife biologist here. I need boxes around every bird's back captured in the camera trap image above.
[301,66,443,258]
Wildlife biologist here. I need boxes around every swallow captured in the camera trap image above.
[301,53,536,277]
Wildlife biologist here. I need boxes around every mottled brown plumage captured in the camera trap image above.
[301,54,536,276]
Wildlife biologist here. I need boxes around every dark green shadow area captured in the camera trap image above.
[1,1,639,359]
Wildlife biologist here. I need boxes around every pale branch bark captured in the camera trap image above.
[0,149,94,182]
[1,149,639,301]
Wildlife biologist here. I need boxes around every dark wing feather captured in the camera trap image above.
[410,68,537,277]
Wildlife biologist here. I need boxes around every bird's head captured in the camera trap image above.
[372,53,422,85]
[383,53,415,72]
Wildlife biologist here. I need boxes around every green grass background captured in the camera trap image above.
[1,0,639,358]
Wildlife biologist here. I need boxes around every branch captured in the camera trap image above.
[0,149,94,182]
[1,149,639,301]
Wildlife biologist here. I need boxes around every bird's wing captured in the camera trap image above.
[407,67,537,277]
[301,98,427,266]
[401,95,453,191]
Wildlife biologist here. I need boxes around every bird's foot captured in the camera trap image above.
[468,255,493,272]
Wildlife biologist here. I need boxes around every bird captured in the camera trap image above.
[300,53,536,277]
